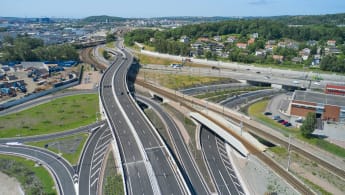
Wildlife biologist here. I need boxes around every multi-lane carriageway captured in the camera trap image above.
[99,43,189,194]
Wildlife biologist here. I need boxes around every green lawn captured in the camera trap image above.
[0,154,56,195]
[248,100,345,158]
[0,94,98,138]
[139,70,236,90]
[102,152,124,195]
[28,133,89,165]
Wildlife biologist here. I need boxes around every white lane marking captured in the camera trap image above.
[90,177,98,187]
[218,170,231,195]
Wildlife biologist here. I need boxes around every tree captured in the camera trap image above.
[300,112,317,138]
[106,33,116,43]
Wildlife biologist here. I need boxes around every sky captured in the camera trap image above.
[1,0,345,18]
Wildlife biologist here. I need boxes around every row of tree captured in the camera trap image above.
[0,35,79,62]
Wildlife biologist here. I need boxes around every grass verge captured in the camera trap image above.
[102,151,124,195]
[0,94,98,138]
[0,154,56,195]
[28,133,89,165]
[139,69,236,90]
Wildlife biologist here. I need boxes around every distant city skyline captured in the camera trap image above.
[1,0,345,19]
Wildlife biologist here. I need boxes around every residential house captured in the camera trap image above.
[226,36,237,43]
[198,35,210,42]
[215,45,225,56]
[286,42,299,50]
[265,44,275,53]
[273,55,284,62]
[251,33,259,39]
[236,43,247,49]
[299,48,311,61]
[191,42,204,49]
[266,40,276,45]
[255,49,266,57]
[327,40,336,46]
[325,46,341,55]
[278,41,287,48]
[247,38,255,45]
[312,55,321,66]
[213,36,221,42]
[307,40,318,46]
[180,36,190,43]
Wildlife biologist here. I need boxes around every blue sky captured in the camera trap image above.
[1,0,345,18]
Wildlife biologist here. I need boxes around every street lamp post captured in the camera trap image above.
[287,134,292,171]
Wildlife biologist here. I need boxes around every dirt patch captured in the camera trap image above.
[0,171,23,195]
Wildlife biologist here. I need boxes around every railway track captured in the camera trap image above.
[135,79,345,180]
[79,47,107,70]
[136,79,320,194]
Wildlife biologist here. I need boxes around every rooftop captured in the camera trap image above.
[294,90,345,107]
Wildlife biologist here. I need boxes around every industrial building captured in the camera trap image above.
[289,90,345,122]
[325,84,345,96]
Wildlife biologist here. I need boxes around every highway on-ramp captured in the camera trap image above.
[137,95,210,195]
[0,144,76,195]
[200,126,244,195]
[78,124,112,195]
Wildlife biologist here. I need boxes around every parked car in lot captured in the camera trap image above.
[273,115,281,120]
[277,119,285,123]
[285,122,292,127]
[282,121,288,125]
[264,111,272,115]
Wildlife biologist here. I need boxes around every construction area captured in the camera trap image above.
[0,61,80,103]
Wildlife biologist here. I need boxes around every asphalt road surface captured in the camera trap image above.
[78,124,112,195]
[100,41,188,194]
[100,50,154,194]
[200,126,244,195]
[137,96,210,195]
[0,144,76,195]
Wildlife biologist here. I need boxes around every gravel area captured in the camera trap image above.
[0,171,24,195]
[229,149,299,195]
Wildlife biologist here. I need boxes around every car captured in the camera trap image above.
[256,71,261,74]
[282,121,288,125]
[264,76,270,79]
[293,80,300,84]
[313,82,321,85]
[264,111,272,115]
[277,119,285,123]
[285,122,292,127]
[273,115,281,120]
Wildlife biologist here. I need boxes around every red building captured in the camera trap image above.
[289,90,345,122]
[325,84,345,96]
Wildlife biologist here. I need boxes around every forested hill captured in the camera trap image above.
[267,13,345,25]
[82,15,126,23]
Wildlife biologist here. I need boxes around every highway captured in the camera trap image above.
[100,51,153,194]
[100,42,188,194]
[137,95,210,195]
[78,124,112,195]
[0,144,76,195]
[200,126,244,195]
[0,122,104,144]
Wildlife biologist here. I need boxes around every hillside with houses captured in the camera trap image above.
[125,15,345,72]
